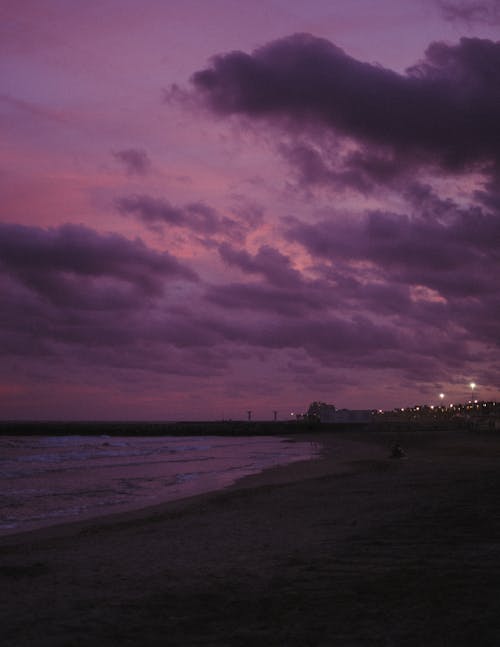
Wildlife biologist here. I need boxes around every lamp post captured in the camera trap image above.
[470,382,476,402]
[439,393,445,409]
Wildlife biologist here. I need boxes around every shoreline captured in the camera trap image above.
[0,433,323,542]
[0,428,482,546]
[0,431,391,547]
[3,429,500,645]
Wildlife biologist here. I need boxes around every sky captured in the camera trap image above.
[1,0,500,420]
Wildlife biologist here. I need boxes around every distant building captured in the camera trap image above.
[307,401,336,423]
[307,401,373,425]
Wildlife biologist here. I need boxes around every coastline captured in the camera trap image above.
[0,432,386,546]
[3,429,500,645]
[0,433,320,539]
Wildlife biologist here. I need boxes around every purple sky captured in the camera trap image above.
[2,0,500,420]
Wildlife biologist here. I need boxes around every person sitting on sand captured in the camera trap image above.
[391,443,406,459]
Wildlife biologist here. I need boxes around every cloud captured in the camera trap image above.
[0,223,238,379]
[0,219,492,399]
[287,204,499,296]
[0,221,206,371]
[113,148,152,175]
[116,194,190,229]
[436,0,500,24]
[284,188,500,357]
[218,242,303,287]
[116,194,244,239]
[0,222,197,305]
[205,281,326,317]
[279,140,408,193]
[279,141,372,193]
[192,33,500,171]
[201,303,467,382]
[250,315,397,356]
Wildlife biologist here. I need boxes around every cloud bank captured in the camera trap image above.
[192,33,500,171]
[3,22,500,418]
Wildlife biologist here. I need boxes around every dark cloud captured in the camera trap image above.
[285,191,500,355]
[218,242,302,287]
[248,316,396,357]
[279,142,372,193]
[0,222,204,368]
[0,212,495,399]
[287,204,500,298]
[117,194,192,229]
[201,257,470,381]
[192,33,500,171]
[344,150,410,186]
[205,306,464,383]
[113,148,152,175]
[0,218,491,396]
[279,141,408,193]
[116,194,244,239]
[436,0,500,24]
[0,222,197,305]
[205,282,326,317]
[0,223,234,378]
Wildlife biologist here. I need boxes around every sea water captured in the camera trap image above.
[0,435,319,536]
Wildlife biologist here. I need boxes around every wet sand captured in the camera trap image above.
[2,430,500,646]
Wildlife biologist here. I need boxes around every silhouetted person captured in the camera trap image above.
[391,443,406,459]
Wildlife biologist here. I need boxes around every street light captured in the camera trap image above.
[470,382,476,401]
[439,393,445,407]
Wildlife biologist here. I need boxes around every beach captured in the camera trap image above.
[0,434,319,536]
[2,430,500,646]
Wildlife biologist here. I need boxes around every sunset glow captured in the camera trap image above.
[1,1,500,419]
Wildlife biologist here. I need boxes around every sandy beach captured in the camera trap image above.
[2,429,500,646]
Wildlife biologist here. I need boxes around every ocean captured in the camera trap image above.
[0,434,319,536]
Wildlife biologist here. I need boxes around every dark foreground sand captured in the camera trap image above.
[2,430,500,646]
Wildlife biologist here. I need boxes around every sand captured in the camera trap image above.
[2,429,500,646]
